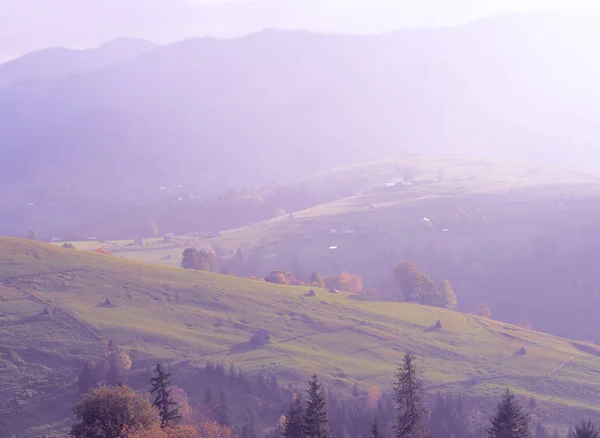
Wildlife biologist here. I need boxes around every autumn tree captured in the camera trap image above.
[284,394,306,438]
[70,385,158,438]
[150,362,181,428]
[309,273,325,288]
[304,375,330,438]
[393,353,430,438]
[486,389,531,438]
[26,229,39,241]
[437,279,457,310]
[368,386,382,410]
[105,341,132,385]
[574,420,600,438]
[126,421,234,438]
[471,303,492,319]
[181,248,218,271]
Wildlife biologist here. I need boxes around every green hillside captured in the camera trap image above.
[2,237,600,434]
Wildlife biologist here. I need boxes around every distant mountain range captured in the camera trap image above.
[2,12,600,203]
[0,38,157,88]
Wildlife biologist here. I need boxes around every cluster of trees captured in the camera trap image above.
[71,362,235,438]
[181,248,218,271]
[71,352,600,438]
[393,262,457,309]
[78,340,132,393]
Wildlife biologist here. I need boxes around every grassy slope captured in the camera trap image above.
[2,237,600,434]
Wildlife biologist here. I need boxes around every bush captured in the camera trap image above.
[70,385,158,438]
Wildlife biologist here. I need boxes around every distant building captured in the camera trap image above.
[163,233,176,242]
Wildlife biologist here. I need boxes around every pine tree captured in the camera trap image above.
[304,374,330,438]
[371,416,384,438]
[204,385,216,410]
[215,388,231,426]
[283,394,306,438]
[393,353,430,438]
[568,428,576,438]
[486,389,531,438]
[574,420,600,438]
[149,362,181,428]
[242,408,258,438]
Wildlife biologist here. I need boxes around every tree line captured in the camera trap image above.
[69,353,600,438]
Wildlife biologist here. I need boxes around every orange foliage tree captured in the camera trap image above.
[470,303,492,319]
[125,420,235,438]
[367,386,382,409]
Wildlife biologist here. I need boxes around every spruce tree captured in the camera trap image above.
[304,374,330,438]
[371,416,384,438]
[242,408,258,438]
[393,353,430,438]
[486,389,531,438]
[574,420,600,438]
[204,385,216,410]
[216,388,232,426]
[77,363,96,394]
[149,362,181,428]
[283,394,306,438]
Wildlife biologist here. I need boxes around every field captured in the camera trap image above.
[2,237,600,435]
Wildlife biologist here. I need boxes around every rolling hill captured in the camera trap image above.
[198,156,600,342]
[2,237,600,435]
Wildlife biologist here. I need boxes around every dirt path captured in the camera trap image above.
[545,355,578,378]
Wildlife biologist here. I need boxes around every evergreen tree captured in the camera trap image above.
[204,385,216,410]
[149,362,181,428]
[393,353,430,438]
[77,363,96,395]
[486,389,531,438]
[371,416,384,438]
[568,428,576,438]
[241,408,258,438]
[284,394,306,438]
[216,388,231,426]
[574,420,600,438]
[304,375,330,438]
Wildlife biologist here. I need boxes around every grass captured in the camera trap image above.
[2,237,600,435]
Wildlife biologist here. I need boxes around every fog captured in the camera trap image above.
[0,0,594,62]
[6,2,600,437]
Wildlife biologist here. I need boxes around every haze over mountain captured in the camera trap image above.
[0,0,592,62]
[2,11,600,204]
[0,38,157,88]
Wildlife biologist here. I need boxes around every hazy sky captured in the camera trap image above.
[0,0,595,62]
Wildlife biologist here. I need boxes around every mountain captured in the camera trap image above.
[2,237,600,436]
[2,12,600,225]
[0,38,157,88]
